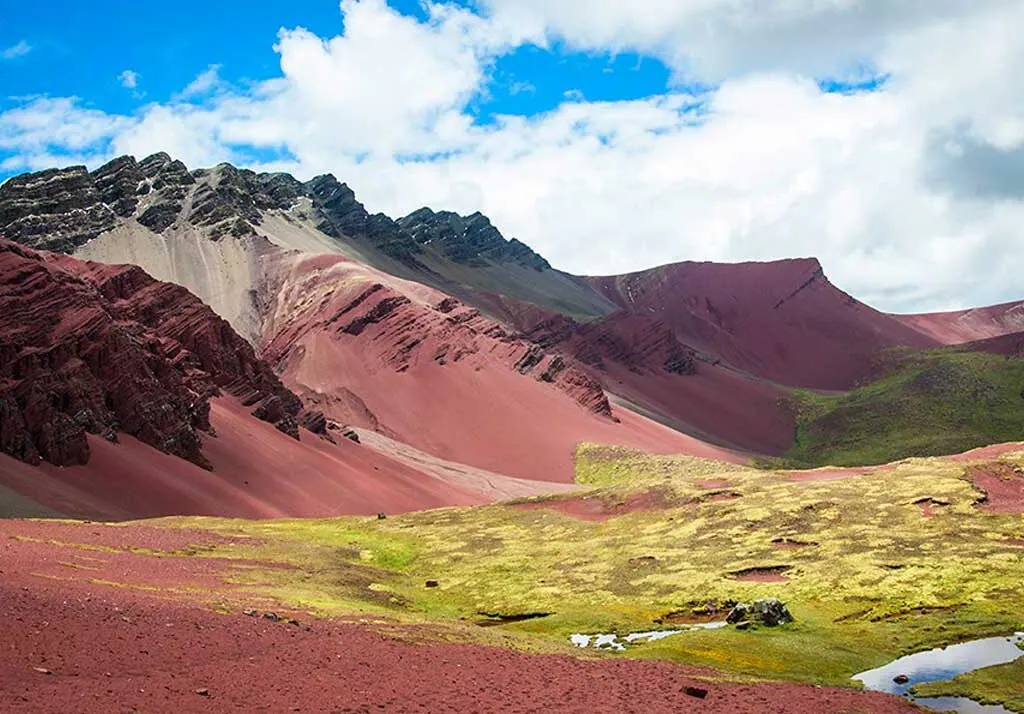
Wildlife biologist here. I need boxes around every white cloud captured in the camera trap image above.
[118,70,140,90]
[177,65,224,99]
[1,40,32,60]
[1,0,1023,312]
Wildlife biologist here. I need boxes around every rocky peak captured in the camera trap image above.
[0,166,117,252]
[305,174,423,264]
[398,207,550,271]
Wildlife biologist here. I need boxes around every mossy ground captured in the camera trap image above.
[782,349,1024,468]
[147,443,1024,707]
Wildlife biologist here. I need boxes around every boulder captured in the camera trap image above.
[726,598,793,627]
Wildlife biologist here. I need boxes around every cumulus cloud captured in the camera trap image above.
[0,0,1022,311]
[1,41,32,60]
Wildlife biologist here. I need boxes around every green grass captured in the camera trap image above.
[913,656,1024,712]
[783,349,1024,468]
[144,444,1024,703]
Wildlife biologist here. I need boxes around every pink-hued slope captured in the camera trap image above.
[894,301,1024,345]
[261,254,741,483]
[587,258,939,390]
[0,398,489,521]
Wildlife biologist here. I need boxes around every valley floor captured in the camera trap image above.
[0,519,917,714]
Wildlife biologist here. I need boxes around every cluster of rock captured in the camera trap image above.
[726,599,794,628]
[0,153,555,273]
[398,207,550,271]
[0,239,308,469]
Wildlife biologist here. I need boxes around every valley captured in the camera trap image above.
[0,153,1023,712]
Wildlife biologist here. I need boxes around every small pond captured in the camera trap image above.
[854,633,1024,713]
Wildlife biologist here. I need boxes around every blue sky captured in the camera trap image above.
[0,0,673,144]
[1,0,1022,312]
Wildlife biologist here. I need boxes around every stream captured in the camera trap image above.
[571,622,728,652]
[854,633,1024,713]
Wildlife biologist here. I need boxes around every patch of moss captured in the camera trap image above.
[137,446,1024,710]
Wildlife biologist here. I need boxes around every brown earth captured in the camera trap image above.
[0,519,919,714]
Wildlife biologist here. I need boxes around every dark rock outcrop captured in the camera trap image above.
[727,599,793,627]
[523,311,698,377]
[0,167,116,252]
[399,207,550,270]
[0,239,302,469]
[305,175,422,263]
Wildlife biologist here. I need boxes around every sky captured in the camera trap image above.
[1,0,1023,312]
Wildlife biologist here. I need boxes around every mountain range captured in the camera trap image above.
[1,152,1022,520]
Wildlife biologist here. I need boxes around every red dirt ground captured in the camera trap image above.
[969,462,1024,513]
[0,398,488,521]
[0,520,919,714]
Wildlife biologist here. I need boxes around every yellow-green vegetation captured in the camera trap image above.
[151,443,1024,708]
[913,657,1024,712]
[784,349,1024,467]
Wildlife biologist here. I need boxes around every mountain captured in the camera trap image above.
[2,152,1022,503]
[894,301,1024,344]
[585,259,941,390]
[0,239,562,519]
[0,158,737,517]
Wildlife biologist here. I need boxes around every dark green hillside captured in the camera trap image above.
[784,350,1024,467]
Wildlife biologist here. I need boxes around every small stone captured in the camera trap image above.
[377,513,387,520]
[263,612,282,622]
[195,688,210,697]
[684,686,709,699]
[243,609,258,617]
[735,621,752,631]
[893,674,910,685]
[425,580,439,588]
[288,619,301,627]
[32,667,52,675]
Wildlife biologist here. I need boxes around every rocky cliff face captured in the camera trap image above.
[0,239,303,469]
[398,208,550,271]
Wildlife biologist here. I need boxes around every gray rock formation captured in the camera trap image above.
[399,207,551,270]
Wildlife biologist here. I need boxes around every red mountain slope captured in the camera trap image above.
[0,239,516,519]
[587,258,939,390]
[894,301,1024,345]
[260,253,740,483]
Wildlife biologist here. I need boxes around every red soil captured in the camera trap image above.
[262,255,739,484]
[733,573,791,583]
[0,520,919,714]
[969,462,1024,513]
[895,301,1024,345]
[604,359,794,456]
[0,397,487,520]
[947,442,1024,463]
[587,259,938,390]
